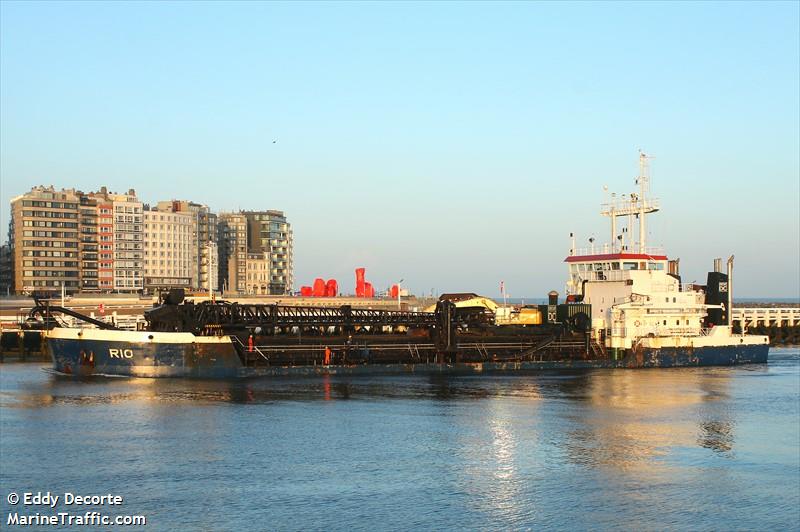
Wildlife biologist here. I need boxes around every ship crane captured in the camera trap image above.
[600,151,660,254]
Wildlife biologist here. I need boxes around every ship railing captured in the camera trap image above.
[601,198,661,215]
[286,341,583,352]
[569,245,665,257]
[636,305,708,315]
[732,308,800,316]
[242,341,583,363]
[57,314,145,331]
[576,270,630,283]
[632,326,706,338]
[573,270,676,286]
[231,336,271,364]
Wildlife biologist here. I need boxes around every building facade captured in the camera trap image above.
[244,252,270,295]
[9,186,82,294]
[0,244,12,295]
[243,210,293,295]
[94,195,114,292]
[78,194,99,292]
[143,207,194,292]
[90,188,143,293]
[6,186,292,296]
[217,212,248,294]
[157,200,218,291]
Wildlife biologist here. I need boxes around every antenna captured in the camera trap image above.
[637,150,656,253]
[600,152,660,254]
[637,149,655,201]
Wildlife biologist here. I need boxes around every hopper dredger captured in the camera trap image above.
[32,153,768,378]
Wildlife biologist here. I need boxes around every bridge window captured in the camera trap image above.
[623,262,638,270]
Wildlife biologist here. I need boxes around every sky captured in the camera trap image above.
[1,1,798,298]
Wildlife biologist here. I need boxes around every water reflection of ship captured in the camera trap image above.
[560,369,741,471]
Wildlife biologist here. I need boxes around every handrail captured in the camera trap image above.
[231,335,270,363]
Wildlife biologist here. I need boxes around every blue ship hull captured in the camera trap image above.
[47,331,769,379]
[48,334,242,378]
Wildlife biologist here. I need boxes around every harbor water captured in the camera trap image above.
[1,349,798,530]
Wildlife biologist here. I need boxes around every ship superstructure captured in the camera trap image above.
[565,152,768,354]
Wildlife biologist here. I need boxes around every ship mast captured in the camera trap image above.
[637,151,652,254]
[600,151,660,254]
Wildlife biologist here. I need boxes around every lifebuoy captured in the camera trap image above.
[634,320,641,327]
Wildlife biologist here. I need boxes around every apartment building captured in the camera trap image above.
[244,252,270,295]
[217,212,248,294]
[95,197,114,292]
[8,186,81,294]
[90,188,143,293]
[143,207,194,291]
[0,244,13,295]
[157,200,218,291]
[78,194,99,292]
[242,210,293,295]
[6,186,293,296]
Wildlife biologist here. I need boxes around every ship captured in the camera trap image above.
[31,153,768,378]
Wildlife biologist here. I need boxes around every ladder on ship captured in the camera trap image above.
[518,336,555,360]
[589,340,607,359]
[476,343,490,360]
[407,343,422,361]
[232,336,271,366]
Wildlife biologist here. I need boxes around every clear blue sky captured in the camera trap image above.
[1,1,798,298]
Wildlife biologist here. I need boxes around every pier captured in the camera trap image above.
[732,307,800,328]
[732,307,800,345]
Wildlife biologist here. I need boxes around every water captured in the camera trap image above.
[2,350,799,530]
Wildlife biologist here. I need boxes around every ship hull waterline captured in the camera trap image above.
[47,332,769,379]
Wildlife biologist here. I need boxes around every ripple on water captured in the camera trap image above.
[0,348,798,530]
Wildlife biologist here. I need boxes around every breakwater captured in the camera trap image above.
[732,304,800,345]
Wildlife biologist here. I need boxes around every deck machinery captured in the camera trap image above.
[31,289,595,369]
[143,290,594,366]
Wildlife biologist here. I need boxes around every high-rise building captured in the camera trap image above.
[7,186,292,296]
[242,210,293,295]
[90,188,143,293]
[143,207,194,292]
[217,212,248,294]
[78,194,99,292]
[8,186,82,294]
[94,195,114,292]
[157,200,218,291]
